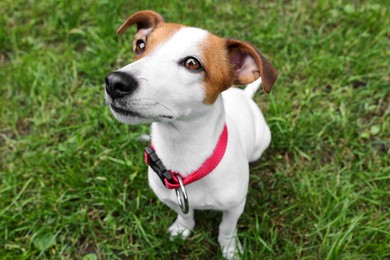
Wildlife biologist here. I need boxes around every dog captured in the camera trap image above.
[104,10,277,259]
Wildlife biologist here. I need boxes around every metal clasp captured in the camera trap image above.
[174,175,189,214]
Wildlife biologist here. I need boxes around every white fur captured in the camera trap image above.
[106,27,271,259]
[108,27,210,125]
[244,76,262,98]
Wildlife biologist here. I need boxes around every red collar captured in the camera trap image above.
[144,124,228,189]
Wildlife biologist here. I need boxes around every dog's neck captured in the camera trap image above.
[151,96,226,178]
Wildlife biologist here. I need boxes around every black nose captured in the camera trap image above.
[105,71,138,99]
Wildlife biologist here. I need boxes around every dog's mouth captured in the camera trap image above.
[110,104,174,120]
[110,105,144,118]
[159,115,174,119]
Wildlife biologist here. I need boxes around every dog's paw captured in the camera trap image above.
[168,218,193,240]
[218,234,242,260]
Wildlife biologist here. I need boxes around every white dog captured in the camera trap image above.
[105,10,277,259]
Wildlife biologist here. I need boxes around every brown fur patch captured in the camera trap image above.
[133,23,184,60]
[117,10,164,35]
[200,34,234,104]
[226,39,278,93]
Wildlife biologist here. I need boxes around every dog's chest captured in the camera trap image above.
[147,149,249,211]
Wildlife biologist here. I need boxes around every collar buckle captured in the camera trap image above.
[144,146,174,186]
[144,146,189,214]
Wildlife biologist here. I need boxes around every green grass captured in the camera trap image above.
[1,0,389,259]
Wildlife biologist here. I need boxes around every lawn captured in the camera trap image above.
[1,0,389,259]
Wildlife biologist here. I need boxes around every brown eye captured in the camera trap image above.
[135,39,146,55]
[182,57,204,72]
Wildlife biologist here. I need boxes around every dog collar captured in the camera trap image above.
[144,124,228,190]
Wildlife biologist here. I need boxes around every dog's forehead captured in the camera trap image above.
[150,25,209,57]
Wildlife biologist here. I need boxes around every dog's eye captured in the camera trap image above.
[181,57,204,72]
[135,39,146,55]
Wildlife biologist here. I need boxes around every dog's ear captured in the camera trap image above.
[116,10,164,35]
[226,39,278,93]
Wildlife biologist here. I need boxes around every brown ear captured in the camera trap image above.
[226,39,278,93]
[116,10,164,35]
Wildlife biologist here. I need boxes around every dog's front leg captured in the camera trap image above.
[166,201,195,239]
[218,200,245,259]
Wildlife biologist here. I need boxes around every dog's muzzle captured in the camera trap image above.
[105,71,138,99]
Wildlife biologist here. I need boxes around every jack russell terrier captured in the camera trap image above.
[105,10,277,259]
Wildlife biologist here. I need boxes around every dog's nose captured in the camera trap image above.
[105,71,138,99]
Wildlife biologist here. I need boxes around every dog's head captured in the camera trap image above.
[105,10,277,125]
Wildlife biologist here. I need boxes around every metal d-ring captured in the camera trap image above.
[175,175,189,214]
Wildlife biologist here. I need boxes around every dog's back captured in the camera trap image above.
[222,77,271,162]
